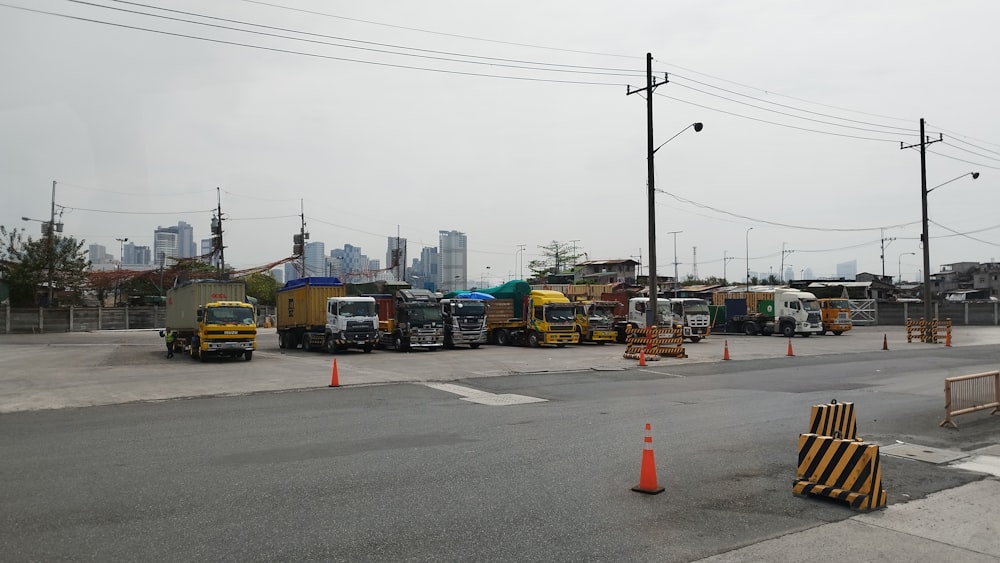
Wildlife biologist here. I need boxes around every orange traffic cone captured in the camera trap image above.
[632,423,665,495]
[882,334,889,351]
[723,340,731,361]
[786,338,795,357]
[638,350,647,366]
[945,331,952,347]
[328,358,340,388]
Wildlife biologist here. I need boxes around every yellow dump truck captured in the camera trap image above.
[818,298,853,335]
[165,280,257,361]
[482,282,579,347]
[574,300,619,344]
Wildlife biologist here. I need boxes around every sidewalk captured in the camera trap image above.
[696,450,1000,562]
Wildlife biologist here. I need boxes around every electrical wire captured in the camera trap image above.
[929,219,1000,247]
[653,91,903,143]
[668,74,918,134]
[57,206,215,215]
[67,0,644,79]
[927,149,1000,171]
[55,180,213,196]
[0,3,628,86]
[940,141,1000,164]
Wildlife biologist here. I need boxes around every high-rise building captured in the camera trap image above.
[386,237,407,281]
[270,268,284,285]
[153,226,180,265]
[88,244,109,264]
[410,246,439,290]
[284,262,299,283]
[304,241,326,277]
[177,221,195,258]
[122,242,150,266]
[199,239,220,267]
[836,260,857,280]
[439,230,467,291]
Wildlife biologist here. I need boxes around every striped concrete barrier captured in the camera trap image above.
[808,399,861,441]
[793,433,887,512]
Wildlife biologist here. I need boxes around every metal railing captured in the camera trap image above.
[940,370,1000,429]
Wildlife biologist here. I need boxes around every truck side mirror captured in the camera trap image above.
[196,309,203,322]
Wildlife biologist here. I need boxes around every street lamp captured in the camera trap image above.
[646,122,704,327]
[921,171,980,325]
[667,230,682,297]
[898,252,916,285]
[745,227,753,289]
[723,250,734,285]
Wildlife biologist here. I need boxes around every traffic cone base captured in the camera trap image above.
[787,338,795,357]
[723,339,731,361]
[329,358,340,387]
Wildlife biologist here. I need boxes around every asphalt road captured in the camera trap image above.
[2,328,998,561]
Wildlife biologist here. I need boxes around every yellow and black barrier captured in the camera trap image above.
[623,325,686,359]
[792,433,886,512]
[808,399,861,441]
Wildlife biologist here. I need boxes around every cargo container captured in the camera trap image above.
[723,288,823,337]
[165,279,257,361]
[276,277,349,350]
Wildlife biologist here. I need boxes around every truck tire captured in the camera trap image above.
[363,344,373,353]
[470,343,480,349]
[833,331,844,336]
[244,351,253,361]
[324,336,337,354]
[302,334,311,352]
[744,322,758,336]
[781,324,795,338]
[278,332,286,349]
[688,336,701,343]
[528,331,540,347]
[495,329,510,346]
[394,334,409,352]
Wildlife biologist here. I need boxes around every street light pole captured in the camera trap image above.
[667,230,682,297]
[745,227,753,288]
[115,237,128,306]
[898,252,915,284]
[920,168,979,323]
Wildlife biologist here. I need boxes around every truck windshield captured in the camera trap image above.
[545,306,577,323]
[452,302,485,316]
[827,299,850,309]
[683,301,710,315]
[591,305,616,321]
[206,306,255,325]
[339,301,376,317]
[802,299,820,312]
[407,306,443,322]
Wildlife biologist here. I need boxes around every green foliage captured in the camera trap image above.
[243,272,278,305]
[0,225,90,306]
[526,241,584,283]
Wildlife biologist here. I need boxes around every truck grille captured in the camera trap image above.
[807,312,821,324]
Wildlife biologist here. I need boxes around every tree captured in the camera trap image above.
[526,241,584,283]
[0,225,90,306]
[243,272,279,306]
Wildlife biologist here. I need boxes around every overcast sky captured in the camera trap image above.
[2,0,999,286]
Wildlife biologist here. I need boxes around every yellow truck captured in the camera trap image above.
[818,297,852,335]
[165,280,257,361]
[482,282,579,347]
[574,300,619,344]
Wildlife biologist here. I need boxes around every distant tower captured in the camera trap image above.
[691,246,698,280]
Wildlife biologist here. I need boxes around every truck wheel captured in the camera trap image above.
[199,350,208,363]
[470,343,480,349]
[528,331,540,347]
[744,323,758,336]
[244,351,253,361]
[301,334,311,352]
[324,336,337,354]
[278,333,286,349]
[688,336,701,343]
[833,331,844,336]
[363,344,373,353]
[444,335,454,349]
[495,329,510,346]
[781,324,795,338]
[801,332,811,338]
[394,334,409,352]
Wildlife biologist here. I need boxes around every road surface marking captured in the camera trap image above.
[422,382,547,405]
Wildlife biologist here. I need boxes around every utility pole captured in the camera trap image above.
[299,200,308,278]
[901,118,942,336]
[627,53,669,327]
[879,228,895,281]
[215,187,226,279]
[780,242,794,284]
[47,180,56,306]
[516,244,526,280]
[723,250,735,284]
[691,246,698,281]
[631,249,642,279]
[667,230,682,297]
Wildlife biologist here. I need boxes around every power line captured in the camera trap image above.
[929,219,1000,247]
[653,91,903,143]
[68,0,644,79]
[927,149,1000,171]
[668,74,918,134]
[0,3,628,86]
[939,141,1000,163]
[55,180,213,196]
[58,205,215,215]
